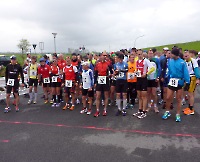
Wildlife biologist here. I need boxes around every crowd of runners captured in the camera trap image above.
[3,46,200,122]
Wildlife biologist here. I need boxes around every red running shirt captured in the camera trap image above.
[50,65,61,82]
[58,60,66,71]
[63,65,77,80]
[95,61,109,76]
[38,65,50,78]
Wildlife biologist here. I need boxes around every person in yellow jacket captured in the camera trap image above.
[27,56,40,104]
[126,54,137,109]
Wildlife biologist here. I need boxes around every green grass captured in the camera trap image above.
[143,41,200,52]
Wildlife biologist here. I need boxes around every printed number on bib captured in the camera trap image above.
[82,75,88,83]
[52,76,58,83]
[30,70,37,76]
[43,77,50,84]
[128,73,135,80]
[98,76,106,84]
[7,79,14,86]
[135,71,141,77]
[168,78,179,87]
[65,80,72,87]
[118,72,124,78]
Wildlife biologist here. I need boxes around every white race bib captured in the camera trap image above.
[128,73,135,80]
[82,75,89,83]
[30,70,37,76]
[135,71,141,77]
[118,72,124,78]
[52,76,58,83]
[65,80,72,87]
[98,76,106,84]
[43,77,50,84]
[168,78,179,87]
[7,79,14,86]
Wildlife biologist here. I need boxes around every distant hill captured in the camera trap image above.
[143,41,200,52]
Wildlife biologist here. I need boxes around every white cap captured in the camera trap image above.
[82,61,89,66]
[163,47,169,51]
[198,52,200,55]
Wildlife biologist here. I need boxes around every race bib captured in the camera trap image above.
[30,70,37,76]
[52,76,58,83]
[98,76,106,84]
[43,77,50,84]
[82,75,89,83]
[135,71,141,77]
[118,72,124,78]
[168,78,179,87]
[7,79,14,86]
[128,73,135,80]
[65,80,72,87]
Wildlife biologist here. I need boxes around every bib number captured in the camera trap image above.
[118,72,124,78]
[43,77,50,84]
[168,78,179,87]
[65,80,72,87]
[98,76,106,84]
[52,76,58,83]
[128,73,135,80]
[30,70,37,76]
[7,79,14,86]
[135,71,141,77]
[82,75,88,83]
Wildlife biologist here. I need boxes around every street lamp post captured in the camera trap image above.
[134,35,145,47]
[52,33,57,53]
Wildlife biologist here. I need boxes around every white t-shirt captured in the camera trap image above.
[186,58,198,76]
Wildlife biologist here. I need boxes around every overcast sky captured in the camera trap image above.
[0,0,200,53]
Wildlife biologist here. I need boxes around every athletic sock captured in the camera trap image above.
[123,99,127,110]
[104,108,107,111]
[189,105,193,110]
[58,95,61,103]
[34,93,37,101]
[29,92,33,100]
[53,95,56,103]
[116,99,121,111]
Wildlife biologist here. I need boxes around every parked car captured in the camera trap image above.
[0,55,11,66]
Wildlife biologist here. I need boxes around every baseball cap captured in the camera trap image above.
[10,55,16,60]
[198,52,200,55]
[39,58,45,62]
[163,47,169,51]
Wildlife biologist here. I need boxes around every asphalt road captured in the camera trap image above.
[0,86,200,162]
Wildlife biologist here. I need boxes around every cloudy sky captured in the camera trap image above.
[0,0,200,53]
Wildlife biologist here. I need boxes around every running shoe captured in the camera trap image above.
[63,104,69,110]
[126,103,129,109]
[28,100,32,105]
[103,110,107,116]
[154,107,159,113]
[170,104,174,110]
[184,109,194,115]
[159,99,163,104]
[146,107,151,112]
[56,103,61,107]
[12,100,16,106]
[87,109,92,115]
[116,110,122,116]
[133,110,142,116]
[108,101,115,106]
[15,107,19,112]
[176,114,181,122]
[130,104,134,109]
[182,99,186,105]
[44,100,48,104]
[182,107,190,112]
[122,110,127,116]
[137,112,146,119]
[4,107,11,113]
[102,100,105,106]
[70,105,75,111]
[185,95,188,100]
[162,103,166,109]
[80,108,87,114]
[52,103,56,107]
[162,111,171,119]
[94,111,100,117]
[50,100,54,104]
[33,100,37,104]
[76,99,80,104]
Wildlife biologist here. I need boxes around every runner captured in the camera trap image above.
[62,57,79,110]
[114,54,128,116]
[94,52,111,117]
[4,55,24,113]
[126,54,137,109]
[182,50,200,115]
[162,48,190,122]
[27,56,40,104]
[80,62,94,115]
[50,58,62,107]
[38,58,50,104]
[146,49,161,113]
[133,49,155,119]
